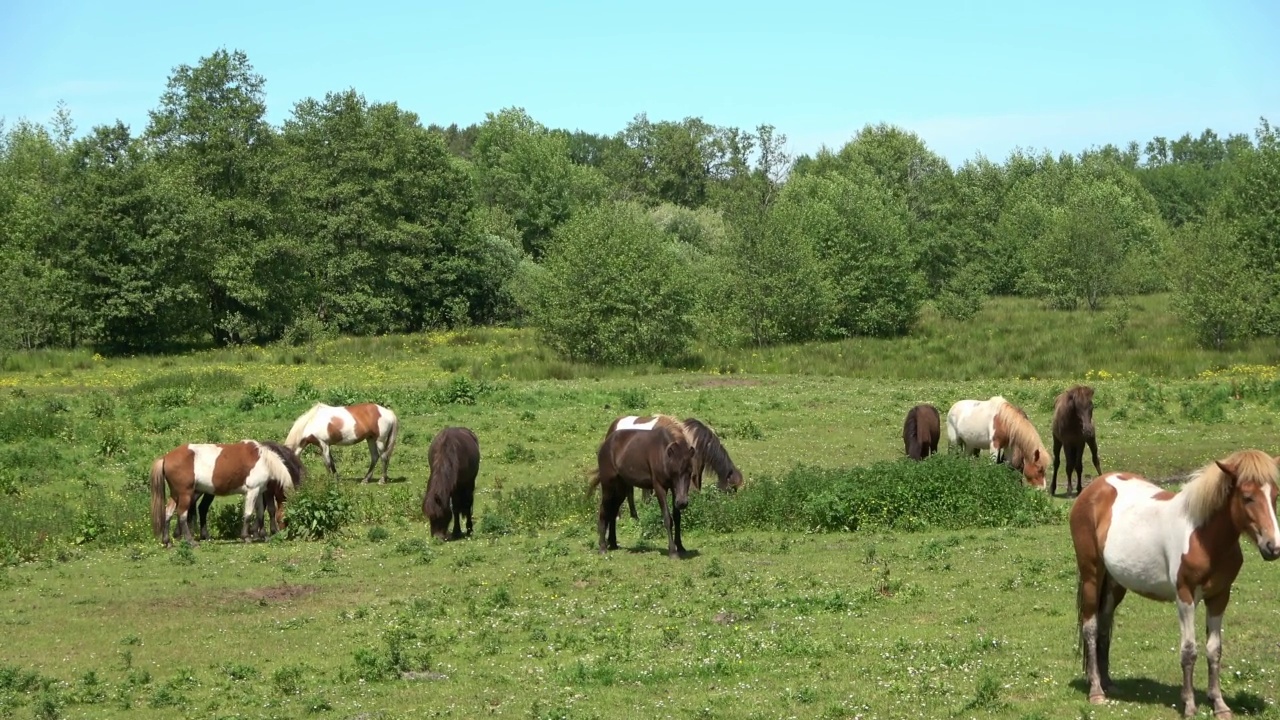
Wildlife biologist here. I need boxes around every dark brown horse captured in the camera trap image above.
[422,427,480,541]
[622,416,744,519]
[589,415,696,559]
[1052,385,1100,497]
[903,404,941,460]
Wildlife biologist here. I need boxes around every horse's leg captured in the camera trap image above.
[162,496,177,547]
[1069,445,1086,496]
[1086,435,1101,478]
[625,488,638,520]
[652,486,677,559]
[175,491,196,546]
[1097,577,1126,693]
[673,504,686,555]
[1077,562,1107,704]
[451,496,463,540]
[264,492,279,536]
[362,437,379,484]
[241,487,262,542]
[316,441,336,481]
[1204,592,1233,719]
[1177,597,1200,718]
[1051,438,1063,496]
[197,493,215,540]
[596,478,621,554]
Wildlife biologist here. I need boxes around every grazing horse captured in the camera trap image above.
[903,404,941,461]
[947,396,1048,489]
[422,427,480,541]
[284,402,400,484]
[621,416,744,520]
[1052,385,1101,497]
[1070,449,1280,718]
[187,476,291,541]
[589,415,697,559]
[150,440,301,547]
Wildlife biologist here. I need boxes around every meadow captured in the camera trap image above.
[3,294,1280,719]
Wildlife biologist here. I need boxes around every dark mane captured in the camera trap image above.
[422,427,480,540]
[682,418,739,489]
[425,446,459,519]
[260,440,305,489]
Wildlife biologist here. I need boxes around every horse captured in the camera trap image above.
[621,416,744,520]
[1070,449,1280,718]
[422,427,480,541]
[186,440,303,540]
[903,404,941,461]
[150,440,302,547]
[947,396,1048,489]
[1052,385,1101,497]
[589,415,697,559]
[284,402,400,484]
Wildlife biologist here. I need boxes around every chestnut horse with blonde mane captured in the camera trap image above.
[1051,385,1101,497]
[1070,449,1280,718]
[589,414,697,559]
[946,396,1048,489]
[150,440,302,546]
[284,402,399,484]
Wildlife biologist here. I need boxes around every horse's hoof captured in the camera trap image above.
[1183,705,1198,719]
[1089,694,1107,705]
[1213,711,1233,720]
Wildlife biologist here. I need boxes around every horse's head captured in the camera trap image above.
[1220,453,1280,561]
[666,438,695,511]
[1073,386,1096,437]
[722,468,745,492]
[1020,447,1047,491]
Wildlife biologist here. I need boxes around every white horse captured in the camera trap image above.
[946,396,1009,459]
[284,402,400,484]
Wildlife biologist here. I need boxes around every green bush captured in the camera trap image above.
[525,201,698,365]
[285,480,352,540]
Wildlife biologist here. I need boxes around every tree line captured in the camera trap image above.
[2,48,1277,360]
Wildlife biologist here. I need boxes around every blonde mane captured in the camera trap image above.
[653,414,694,448]
[1182,449,1278,525]
[257,441,297,493]
[997,401,1048,467]
[284,402,327,449]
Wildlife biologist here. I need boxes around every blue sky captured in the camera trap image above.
[2,0,1278,165]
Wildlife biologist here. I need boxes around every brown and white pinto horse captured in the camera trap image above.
[284,402,399,484]
[589,414,697,559]
[1070,449,1280,718]
[150,440,302,547]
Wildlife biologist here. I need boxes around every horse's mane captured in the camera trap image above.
[260,440,305,490]
[682,418,737,484]
[425,430,467,519]
[1182,449,1278,525]
[997,401,1047,466]
[285,403,327,449]
[255,440,300,493]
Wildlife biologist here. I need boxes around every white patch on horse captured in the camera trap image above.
[190,444,224,495]
[1262,483,1280,549]
[1100,473,1195,602]
[616,416,659,431]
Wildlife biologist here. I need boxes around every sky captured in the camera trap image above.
[2,0,1278,166]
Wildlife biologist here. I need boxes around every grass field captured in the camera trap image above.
[3,294,1280,719]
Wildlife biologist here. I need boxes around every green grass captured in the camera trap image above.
[3,294,1280,718]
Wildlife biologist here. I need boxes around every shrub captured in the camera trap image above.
[525,201,698,365]
[285,480,353,540]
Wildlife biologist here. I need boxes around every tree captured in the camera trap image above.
[1168,218,1265,348]
[526,202,697,364]
[471,108,600,258]
[145,48,284,344]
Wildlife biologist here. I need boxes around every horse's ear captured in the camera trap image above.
[1216,460,1238,479]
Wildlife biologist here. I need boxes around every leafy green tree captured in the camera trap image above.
[277,90,490,333]
[1168,217,1265,348]
[472,108,601,258]
[145,48,284,344]
[772,169,923,336]
[1211,118,1280,332]
[526,201,697,364]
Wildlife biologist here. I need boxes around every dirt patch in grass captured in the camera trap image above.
[240,583,319,604]
[693,377,761,388]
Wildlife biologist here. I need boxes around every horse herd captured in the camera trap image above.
[144,387,1280,718]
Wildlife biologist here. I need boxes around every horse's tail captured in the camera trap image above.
[380,407,400,462]
[149,457,167,539]
[586,468,601,497]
